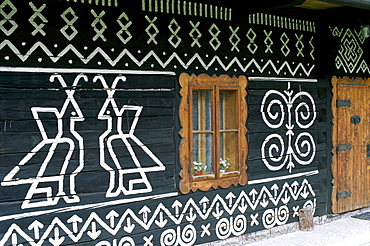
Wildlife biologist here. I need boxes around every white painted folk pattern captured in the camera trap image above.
[168,19,181,48]
[96,75,165,197]
[0,179,316,245]
[29,2,48,36]
[60,7,78,41]
[91,9,107,42]
[0,0,18,36]
[330,26,370,74]
[65,0,119,7]
[142,0,233,21]
[248,13,316,32]
[1,74,166,207]
[261,82,316,173]
[189,20,201,48]
[0,40,315,76]
[116,12,133,44]
[1,74,86,209]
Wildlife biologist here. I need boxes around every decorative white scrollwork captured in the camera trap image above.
[262,205,289,229]
[261,82,316,173]
[95,237,135,246]
[160,225,196,246]
[215,215,247,240]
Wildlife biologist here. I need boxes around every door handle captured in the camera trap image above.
[350,115,361,125]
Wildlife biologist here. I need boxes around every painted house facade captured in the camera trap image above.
[0,0,369,245]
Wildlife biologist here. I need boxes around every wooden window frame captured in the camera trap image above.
[179,73,248,194]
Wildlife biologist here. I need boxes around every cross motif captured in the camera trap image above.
[295,33,304,57]
[250,213,259,226]
[29,2,48,36]
[145,15,159,45]
[143,235,154,246]
[189,21,202,48]
[264,30,273,54]
[200,223,211,237]
[229,26,240,52]
[91,9,107,42]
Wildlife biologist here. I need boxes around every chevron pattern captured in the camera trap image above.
[0,40,315,76]
[0,179,316,245]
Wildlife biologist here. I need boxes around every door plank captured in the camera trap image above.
[331,76,370,213]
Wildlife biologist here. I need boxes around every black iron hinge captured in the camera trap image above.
[337,144,352,152]
[336,99,351,108]
[337,190,352,200]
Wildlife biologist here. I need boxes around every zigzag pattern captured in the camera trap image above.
[0,179,316,246]
[0,40,315,76]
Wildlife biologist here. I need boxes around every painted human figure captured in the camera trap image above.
[96,75,165,197]
[1,74,86,209]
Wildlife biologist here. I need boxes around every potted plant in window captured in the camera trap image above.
[220,158,230,174]
[193,161,206,176]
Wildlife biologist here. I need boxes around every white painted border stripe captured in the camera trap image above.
[0,192,178,222]
[248,77,317,83]
[248,170,319,184]
[0,66,176,75]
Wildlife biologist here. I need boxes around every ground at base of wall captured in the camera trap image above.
[198,206,370,246]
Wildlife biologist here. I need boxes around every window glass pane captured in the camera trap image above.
[220,90,237,130]
[192,133,213,176]
[219,132,238,173]
[192,90,212,131]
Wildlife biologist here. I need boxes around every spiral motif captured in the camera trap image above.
[261,134,286,171]
[293,92,316,129]
[180,225,196,245]
[233,215,247,236]
[160,228,177,246]
[160,225,196,246]
[261,90,287,129]
[293,132,316,165]
[262,208,276,229]
[276,205,289,225]
[95,238,135,246]
[262,206,290,229]
[303,199,316,215]
[216,217,231,239]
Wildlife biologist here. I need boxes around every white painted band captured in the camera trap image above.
[0,66,176,75]
[0,192,179,222]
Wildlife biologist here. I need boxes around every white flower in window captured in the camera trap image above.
[193,161,206,175]
[220,158,231,172]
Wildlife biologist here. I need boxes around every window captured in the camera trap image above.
[179,73,248,194]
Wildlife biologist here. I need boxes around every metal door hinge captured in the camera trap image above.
[367,144,370,158]
[336,99,351,108]
[337,190,352,200]
[337,144,352,152]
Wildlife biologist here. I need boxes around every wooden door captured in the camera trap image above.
[332,76,370,214]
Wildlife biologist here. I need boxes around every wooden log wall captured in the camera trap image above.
[0,0,368,245]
